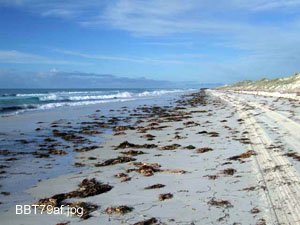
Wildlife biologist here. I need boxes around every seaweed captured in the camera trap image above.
[228,150,256,161]
[115,141,157,150]
[36,178,113,209]
[75,146,98,152]
[196,147,213,153]
[185,145,196,150]
[208,198,233,208]
[221,168,237,176]
[159,193,173,201]
[127,162,161,176]
[284,152,300,161]
[114,173,131,182]
[160,144,181,150]
[105,205,133,215]
[94,156,136,167]
[121,150,145,156]
[251,207,260,214]
[133,217,158,225]
[144,184,165,190]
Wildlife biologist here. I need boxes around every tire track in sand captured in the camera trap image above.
[222,92,300,155]
[212,90,300,225]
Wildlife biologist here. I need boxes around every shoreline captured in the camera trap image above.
[0,89,299,224]
[0,93,183,212]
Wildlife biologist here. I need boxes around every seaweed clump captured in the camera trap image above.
[105,205,133,215]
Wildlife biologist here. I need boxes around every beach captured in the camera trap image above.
[0,88,300,224]
[2,1,300,224]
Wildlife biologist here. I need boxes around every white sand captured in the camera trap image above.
[2,90,300,224]
[211,90,300,224]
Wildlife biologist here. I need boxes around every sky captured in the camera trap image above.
[0,0,300,88]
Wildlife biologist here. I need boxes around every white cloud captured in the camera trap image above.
[232,0,300,11]
[0,50,90,65]
[0,50,46,63]
[52,48,201,65]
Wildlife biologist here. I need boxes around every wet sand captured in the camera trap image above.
[1,89,300,224]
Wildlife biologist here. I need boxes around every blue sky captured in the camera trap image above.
[0,0,300,88]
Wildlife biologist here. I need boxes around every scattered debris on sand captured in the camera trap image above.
[208,198,233,208]
[75,146,98,152]
[115,141,157,150]
[127,162,161,176]
[5,88,290,224]
[185,145,196,150]
[36,178,112,210]
[256,218,267,225]
[36,193,67,208]
[74,162,85,167]
[204,175,219,180]
[251,207,260,214]
[159,193,173,201]
[197,130,208,134]
[67,178,113,198]
[163,169,187,174]
[48,149,67,155]
[144,184,165,190]
[196,147,213,153]
[221,168,237,176]
[113,126,135,132]
[121,150,145,156]
[141,134,156,140]
[235,137,252,144]
[208,132,219,137]
[284,152,300,161]
[114,131,126,136]
[160,144,181,150]
[52,130,85,143]
[133,217,158,225]
[56,222,70,225]
[228,150,256,161]
[114,173,131,182]
[240,186,257,192]
[5,157,18,161]
[183,121,200,127]
[105,205,133,215]
[174,134,185,139]
[94,156,136,167]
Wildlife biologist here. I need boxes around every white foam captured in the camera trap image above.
[5,89,194,114]
[137,89,186,97]
[68,92,132,101]
[39,94,63,101]
[36,98,135,110]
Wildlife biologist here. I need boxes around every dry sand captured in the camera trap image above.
[1,89,300,224]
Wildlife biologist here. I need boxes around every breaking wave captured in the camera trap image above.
[0,89,193,114]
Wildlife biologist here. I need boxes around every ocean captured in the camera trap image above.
[0,88,191,115]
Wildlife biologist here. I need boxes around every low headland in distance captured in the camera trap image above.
[0,72,299,225]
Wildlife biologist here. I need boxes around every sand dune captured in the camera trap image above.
[219,73,300,103]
